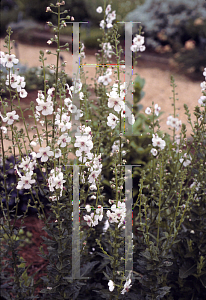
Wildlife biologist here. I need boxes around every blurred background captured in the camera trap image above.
[1,0,206,81]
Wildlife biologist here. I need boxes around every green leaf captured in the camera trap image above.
[179,262,197,279]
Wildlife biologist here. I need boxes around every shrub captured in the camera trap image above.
[125,0,206,79]
[0,7,19,36]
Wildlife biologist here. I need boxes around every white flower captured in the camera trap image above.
[75,109,83,120]
[17,171,35,190]
[107,91,124,113]
[15,75,26,92]
[106,22,113,29]
[88,170,100,184]
[166,116,182,131]
[198,95,206,106]
[67,103,77,114]
[102,42,113,58]
[48,168,66,196]
[36,146,54,162]
[0,126,7,134]
[19,156,36,171]
[145,107,151,114]
[85,204,91,212]
[90,184,97,190]
[154,104,161,116]
[98,74,112,85]
[152,134,166,150]
[106,11,116,23]
[107,113,119,129]
[70,79,82,93]
[128,113,135,125]
[1,111,19,125]
[203,68,206,78]
[30,141,37,147]
[103,219,110,233]
[96,6,102,13]
[105,4,111,15]
[112,140,123,153]
[79,91,84,100]
[74,135,93,152]
[133,35,144,46]
[58,133,71,148]
[100,20,105,29]
[79,42,85,58]
[55,111,71,132]
[131,34,146,52]
[54,148,62,158]
[151,148,158,156]
[6,73,18,89]
[121,278,132,294]
[83,215,93,227]
[200,81,206,91]
[36,98,53,116]
[0,51,6,67]
[179,154,192,167]
[4,54,19,68]
[64,97,72,106]
[19,89,27,98]
[108,280,115,292]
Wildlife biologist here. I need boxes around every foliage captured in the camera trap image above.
[125,0,206,79]
[0,6,19,37]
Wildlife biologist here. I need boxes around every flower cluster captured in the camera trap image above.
[111,139,124,154]
[0,110,19,126]
[64,84,84,120]
[98,67,112,86]
[74,125,93,163]
[6,73,27,98]
[83,204,103,227]
[106,82,135,130]
[86,153,102,187]
[0,51,27,98]
[97,4,116,29]
[166,115,182,131]
[35,89,54,117]
[0,51,19,68]
[36,146,54,163]
[151,133,166,156]
[55,109,72,132]
[102,42,113,58]
[108,272,132,294]
[106,200,126,229]
[145,103,161,116]
[179,153,192,167]
[48,167,66,197]
[15,155,37,190]
[130,34,146,52]
[121,277,132,294]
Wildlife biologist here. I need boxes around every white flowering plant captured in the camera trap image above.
[1,1,206,299]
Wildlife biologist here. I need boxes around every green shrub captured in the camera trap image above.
[83,29,103,49]
[125,0,206,79]
[15,0,90,23]
[0,8,19,36]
